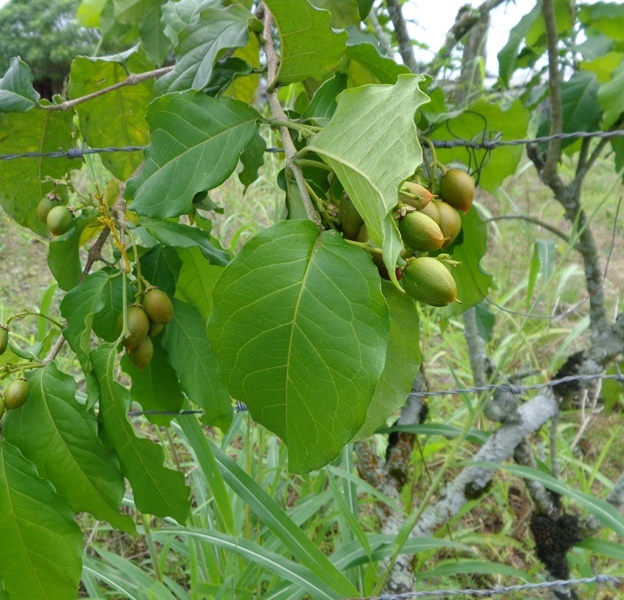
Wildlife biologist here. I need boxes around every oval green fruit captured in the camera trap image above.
[402,257,458,307]
[148,321,164,338]
[116,305,150,350]
[399,181,434,210]
[419,200,440,224]
[37,196,60,223]
[143,288,174,325]
[436,201,462,248]
[128,335,154,370]
[398,210,445,251]
[0,325,8,356]
[46,205,74,236]
[439,169,475,213]
[339,194,364,241]
[0,395,5,420]
[5,378,30,410]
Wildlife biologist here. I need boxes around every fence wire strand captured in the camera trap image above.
[3,130,624,161]
[127,372,623,417]
[353,575,621,600]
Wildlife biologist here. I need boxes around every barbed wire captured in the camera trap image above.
[353,575,622,600]
[0,146,145,161]
[126,372,623,418]
[2,130,624,161]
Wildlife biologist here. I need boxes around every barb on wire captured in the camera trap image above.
[353,575,621,600]
[3,130,624,162]
[125,373,622,418]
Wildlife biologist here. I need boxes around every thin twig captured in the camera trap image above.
[48,66,173,111]
[486,214,571,245]
[259,4,322,229]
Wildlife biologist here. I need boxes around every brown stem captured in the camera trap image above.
[541,0,563,179]
[259,5,322,229]
[384,0,419,73]
[486,214,572,245]
[48,67,174,111]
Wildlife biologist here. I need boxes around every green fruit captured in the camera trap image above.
[5,378,30,410]
[143,288,174,325]
[46,205,74,236]
[436,201,462,248]
[37,196,60,223]
[339,194,364,241]
[116,305,150,350]
[0,325,8,356]
[398,210,445,251]
[402,257,458,306]
[148,322,164,337]
[439,169,475,213]
[128,335,154,370]
[0,395,5,420]
[418,200,440,224]
[399,182,434,210]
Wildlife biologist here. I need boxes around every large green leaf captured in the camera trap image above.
[0,440,82,600]
[135,218,229,265]
[0,57,40,112]
[497,4,541,86]
[309,0,361,28]
[2,364,135,533]
[48,211,103,291]
[175,246,223,322]
[352,282,420,441]
[121,336,185,426]
[139,1,172,65]
[579,2,624,42]
[138,243,182,296]
[92,344,191,523]
[0,108,76,235]
[207,220,390,473]
[162,299,232,431]
[60,270,120,407]
[430,98,529,194]
[306,75,429,286]
[264,0,347,86]
[68,47,154,180]
[126,91,260,218]
[155,3,251,94]
[344,43,411,86]
[439,207,493,318]
[598,58,624,128]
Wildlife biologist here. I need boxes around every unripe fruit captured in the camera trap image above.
[398,210,446,251]
[37,196,60,223]
[339,194,364,241]
[0,325,8,356]
[46,205,74,236]
[436,201,462,248]
[148,322,164,338]
[439,169,475,213]
[116,305,150,350]
[418,200,440,224]
[143,288,174,325]
[399,181,434,210]
[402,257,458,307]
[0,395,5,420]
[5,378,30,410]
[128,335,154,370]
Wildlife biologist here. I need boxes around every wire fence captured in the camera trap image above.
[2,129,624,161]
[355,575,622,599]
[127,371,623,418]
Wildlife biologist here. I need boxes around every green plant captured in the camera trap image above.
[0,0,622,598]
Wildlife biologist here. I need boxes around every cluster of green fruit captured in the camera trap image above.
[37,195,74,236]
[115,288,174,370]
[340,168,475,307]
[0,325,30,418]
